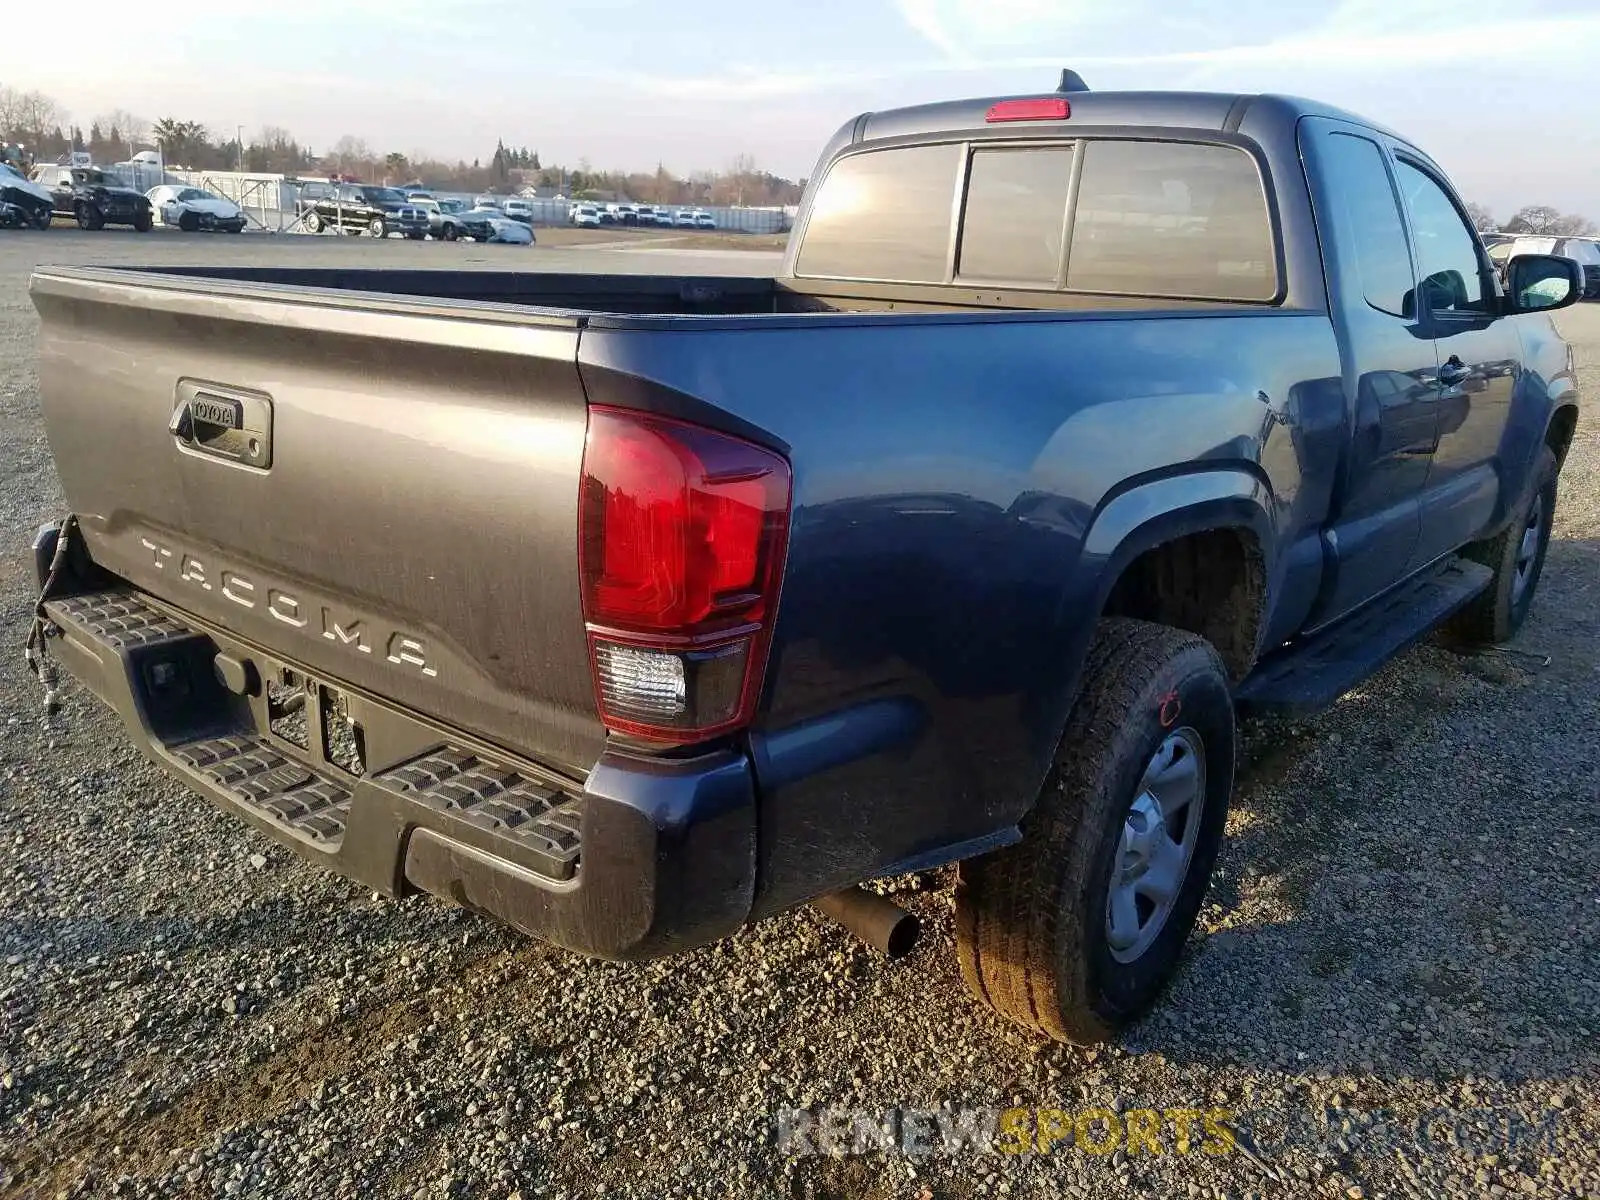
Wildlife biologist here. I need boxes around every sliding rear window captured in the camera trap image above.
[795,135,1278,302]
[957,146,1074,284]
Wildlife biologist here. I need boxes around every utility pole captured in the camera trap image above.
[237,125,244,172]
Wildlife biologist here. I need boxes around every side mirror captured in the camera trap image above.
[1504,254,1582,314]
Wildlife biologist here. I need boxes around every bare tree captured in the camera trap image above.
[0,87,68,145]
[1548,212,1598,236]
[95,109,149,148]
[1464,201,1497,233]
[329,135,374,174]
[1506,205,1562,235]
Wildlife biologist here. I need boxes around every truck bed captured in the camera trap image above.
[111,265,1249,318]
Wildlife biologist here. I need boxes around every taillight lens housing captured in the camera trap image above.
[579,406,791,745]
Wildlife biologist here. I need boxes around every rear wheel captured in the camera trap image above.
[367,217,387,238]
[31,208,51,230]
[955,619,1235,1043]
[1444,447,1558,646]
[441,223,458,242]
[75,202,104,231]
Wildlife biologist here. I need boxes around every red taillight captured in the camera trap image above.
[579,406,791,744]
[985,98,1071,123]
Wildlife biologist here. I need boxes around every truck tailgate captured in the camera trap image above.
[31,267,605,777]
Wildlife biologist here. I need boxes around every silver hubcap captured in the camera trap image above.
[1106,727,1206,964]
[1512,494,1543,604]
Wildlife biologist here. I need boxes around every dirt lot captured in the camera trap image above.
[0,230,1595,1200]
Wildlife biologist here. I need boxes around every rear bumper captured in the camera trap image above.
[32,530,758,960]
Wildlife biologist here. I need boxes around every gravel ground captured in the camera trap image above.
[1,230,1596,1200]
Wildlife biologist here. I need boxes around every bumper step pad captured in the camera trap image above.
[49,591,189,651]
[378,749,582,881]
[44,587,583,880]
[172,734,353,846]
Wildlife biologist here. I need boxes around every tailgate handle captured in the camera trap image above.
[171,380,274,471]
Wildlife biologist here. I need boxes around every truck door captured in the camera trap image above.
[1298,118,1439,627]
[1389,155,1523,571]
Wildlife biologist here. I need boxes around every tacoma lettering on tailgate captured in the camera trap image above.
[139,536,438,678]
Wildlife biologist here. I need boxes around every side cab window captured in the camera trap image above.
[1392,158,1494,318]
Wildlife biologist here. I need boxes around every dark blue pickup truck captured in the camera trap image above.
[27,76,1583,1043]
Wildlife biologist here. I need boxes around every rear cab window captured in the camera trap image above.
[794,136,1279,303]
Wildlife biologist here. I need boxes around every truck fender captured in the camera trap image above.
[1080,469,1277,600]
[1012,468,1278,822]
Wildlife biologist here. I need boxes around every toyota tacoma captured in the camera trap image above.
[26,77,1583,1042]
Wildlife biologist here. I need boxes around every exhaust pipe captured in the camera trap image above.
[813,887,921,958]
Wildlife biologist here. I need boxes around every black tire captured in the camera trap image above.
[177,211,198,232]
[303,210,323,234]
[441,223,457,242]
[955,619,1235,1043]
[32,208,51,230]
[133,210,152,232]
[368,217,387,238]
[76,202,103,231]
[1444,446,1558,646]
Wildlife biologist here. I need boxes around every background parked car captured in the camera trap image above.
[147,185,247,233]
[694,210,716,229]
[297,182,429,238]
[501,197,534,225]
[31,163,151,231]
[1500,235,1600,298]
[405,195,472,240]
[673,209,697,227]
[0,161,54,229]
[473,194,500,210]
[569,204,600,228]
[462,206,535,244]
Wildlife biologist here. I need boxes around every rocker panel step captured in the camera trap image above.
[1235,558,1493,718]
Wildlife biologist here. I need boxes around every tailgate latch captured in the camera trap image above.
[171,380,274,470]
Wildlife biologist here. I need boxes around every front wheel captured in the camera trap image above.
[303,210,323,233]
[75,202,104,231]
[1444,446,1557,645]
[955,619,1235,1043]
[133,210,151,232]
[31,208,51,230]
[441,223,457,242]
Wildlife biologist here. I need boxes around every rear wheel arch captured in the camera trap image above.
[1083,474,1276,681]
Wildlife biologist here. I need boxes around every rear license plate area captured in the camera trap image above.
[266,668,366,777]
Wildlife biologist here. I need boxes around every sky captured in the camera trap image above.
[9,0,1600,218]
